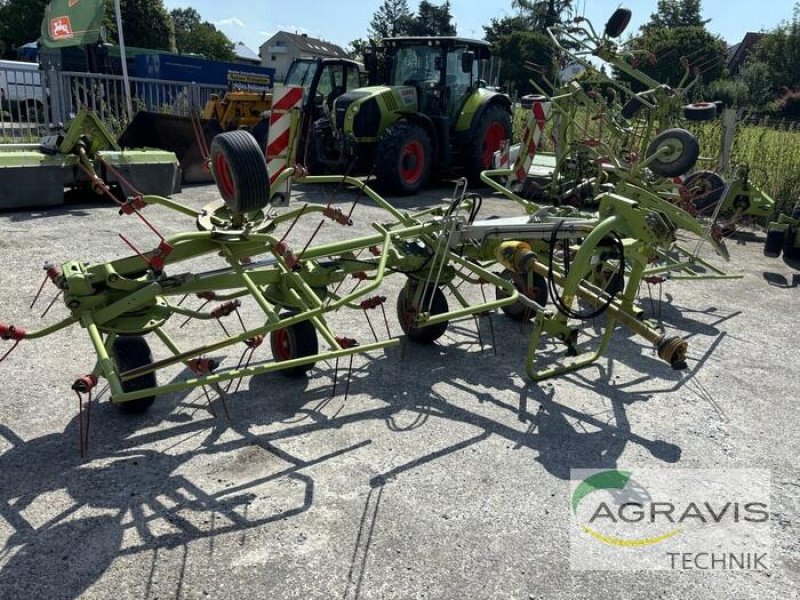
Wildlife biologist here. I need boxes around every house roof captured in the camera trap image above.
[234,42,260,62]
[260,32,348,58]
[727,32,764,74]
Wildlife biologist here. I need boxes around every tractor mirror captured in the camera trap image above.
[434,56,443,71]
[364,49,378,84]
[461,51,475,74]
[604,8,632,38]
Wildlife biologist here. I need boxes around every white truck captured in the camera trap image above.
[0,59,45,121]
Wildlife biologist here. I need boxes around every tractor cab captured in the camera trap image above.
[383,37,489,122]
[285,57,365,116]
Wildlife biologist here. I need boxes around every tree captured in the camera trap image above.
[369,0,413,40]
[492,29,554,96]
[621,1,726,90]
[747,4,800,93]
[0,0,48,57]
[110,0,175,52]
[644,0,708,31]
[483,14,533,44]
[512,0,572,32]
[406,1,456,36]
[171,7,234,60]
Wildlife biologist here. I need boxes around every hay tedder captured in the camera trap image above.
[487,8,774,281]
[0,120,693,439]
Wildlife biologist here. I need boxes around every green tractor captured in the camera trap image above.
[308,37,512,194]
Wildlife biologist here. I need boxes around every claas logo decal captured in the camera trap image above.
[50,16,74,40]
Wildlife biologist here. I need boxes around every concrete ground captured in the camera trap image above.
[0,180,797,599]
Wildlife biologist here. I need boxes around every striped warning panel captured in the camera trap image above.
[510,101,551,184]
[266,85,304,187]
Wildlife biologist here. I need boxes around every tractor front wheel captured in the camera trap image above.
[374,121,432,195]
[465,104,512,185]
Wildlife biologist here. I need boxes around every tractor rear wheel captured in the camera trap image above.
[375,121,432,195]
[210,130,270,214]
[111,336,156,414]
[465,104,512,185]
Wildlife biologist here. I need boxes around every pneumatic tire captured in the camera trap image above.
[465,104,513,185]
[111,336,156,414]
[210,130,270,214]
[375,121,432,195]
[645,128,700,178]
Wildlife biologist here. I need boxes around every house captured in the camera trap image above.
[259,32,348,81]
[727,32,764,76]
[233,42,260,66]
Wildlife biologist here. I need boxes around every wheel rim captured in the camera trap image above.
[214,154,235,199]
[482,122,507,168]
[400,140,425,185]
[273,328,293,361]
[659,139,684,163]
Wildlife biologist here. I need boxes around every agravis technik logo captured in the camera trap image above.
[569,468,771,571]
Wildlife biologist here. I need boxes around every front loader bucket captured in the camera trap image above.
[118,112,218,184]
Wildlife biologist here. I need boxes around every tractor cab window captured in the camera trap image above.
[391,45,443,114]
[285,60,317,87]
[445,48,474,120]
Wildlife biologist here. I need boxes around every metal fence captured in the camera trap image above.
[1,65,227,141]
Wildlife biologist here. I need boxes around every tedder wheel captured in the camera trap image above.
[590,264,625,297]
[465,104,513,185]
[621,94,647,120]
[270,313,319,377]
[495,269,548,321]
[111,336,156,414]
[783,229,800,261]
[684,170,726,212]
[645,128,700,178]
[763,229,785,258]
[209,130,270,214]
[683,102,718,122]
[374,121,433,195]
[396,282,449,344]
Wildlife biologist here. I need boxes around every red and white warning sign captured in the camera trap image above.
[510,100,551,184]
[50,16,74,40]
[266,85,304,202]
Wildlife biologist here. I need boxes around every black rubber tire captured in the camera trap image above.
[209,130,270,214]
[791,201,800,221]
[495,269,548,321]
[374,121,433,195]
[645,128,700,178]
[683,102,717,122]
[621,94,646,120]
[684,170,726,211]
[465,104,513,185]
[590,263,625,297]
[111,336,156,414]
[604,7,632,37]
[270,313,319,378]
[520,94,547,109]
[396,282,449,344]
[764,229,785,258]
[782,228,800,261]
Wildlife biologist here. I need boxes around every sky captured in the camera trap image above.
[162,0,792,53]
